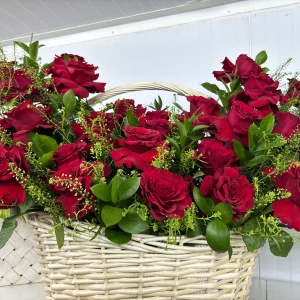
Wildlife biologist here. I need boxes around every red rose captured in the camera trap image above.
[50,159,111,218]
[72,112,121,138]
[50,54,106,98]
[200,167,255,219]
[1,100,52,144]
[269,165,300,231]
[204,116,236,144]
[0,181,26,208]
[56,193,94,219]
[140,168,192,221]
[236,54,262,78]
[0,68,39,102]
[213,57,236,83]
[197,139,238,175]
[113,99,146,118]
[273,112,300,139]
[0,145,29,208]
[110,147,158,171]
[118,126,162,153]
[187,96,220,117]
[139,110,170,136]
[53,140,88,165]
[228,101,263,145]
[286,78,300,102]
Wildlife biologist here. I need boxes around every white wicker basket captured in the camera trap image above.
[27,82,258,299]
[0,218,42,286]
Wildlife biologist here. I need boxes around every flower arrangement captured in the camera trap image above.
[0,41,299,258]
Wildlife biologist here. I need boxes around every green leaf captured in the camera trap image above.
[193,186,214,215]
[230,79,240,91]
[180,136,193,148]
[118,177,141,201]
[91,184,112,202]
[255,134,286,151]
[63,89,77,117]
[0,214,19,248]
[23,56,39,69]
[175,119,187,136]
[228,244,233,259]
[186,218,206,237]
[165,136,180,158]
[19,196,34,214]
[255,50,268,65]
[39,151,54,168]
[191,125,209,133]
[105,228,132,245]
[214,202,233,224]
[111,175,124,203]
[269,231,293,257]
[28,133,58,158]
[101,206,124,227]
[233,140,246,161]
[245,155,267,167]
[248,123,260,151]
[118,212,149,234]
[29,40,39,60]
[125,111,139,127]
[184,117,193,135]
[157,96,163,108]
[14,41,29,53]
[193,170,205,179]
[201,82,220,94]
[262,67,270,74]
[53,216,64,249]
[259,114,275,134]
[206,219,230,253]
[173,102,184,111]
[242,218,266,251]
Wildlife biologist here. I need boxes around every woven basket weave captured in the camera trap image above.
[0,218,42,286]
[27,82,258,299]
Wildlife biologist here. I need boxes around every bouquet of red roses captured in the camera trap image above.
[0,41,299,257]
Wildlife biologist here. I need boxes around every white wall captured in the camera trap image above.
[34,0,300,283]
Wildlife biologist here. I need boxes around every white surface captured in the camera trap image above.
[1,279,300,300]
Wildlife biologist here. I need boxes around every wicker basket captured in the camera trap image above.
[27,82,259,299]
[0,218,42,286]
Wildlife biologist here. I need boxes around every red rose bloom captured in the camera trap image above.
[110,147,158,171]
[197,139,238,175]
[200,167,255,219]
[236,54,262,78]
[117,126,162,153]
[268,165,300,231]
[213,57,236,83]
[273,112,300,139]
[53,140,88,166]
[286,78,300,102]
[50,54,106,98]
[228,101,263,146]
[0,68,39,102]
[139,110,170,136]
[187,96,220,117]
[1,100,52,144]
[72,112,121,138]
[113,99,146,118]
[0,145,29,208]
[50,159,111,218]
[140,168,192,221]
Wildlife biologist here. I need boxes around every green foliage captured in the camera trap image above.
[206,219,230,253]
[63,89,77,117]
[255,50,268,65]
[214,202,233,224]
[53,216,64,249]
[101,206,123,227]
[118,177,141,201]
[124,111,139,127]
[91,184,112,202]
[193,186,214,215]
[269,231,293,257]
[105,228,132,245]
[0,214,19,248]
[118,212,149,234]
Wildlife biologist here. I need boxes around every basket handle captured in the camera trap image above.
[87,82,205,106]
